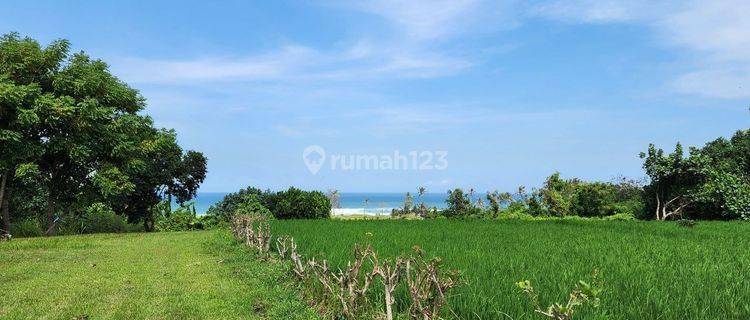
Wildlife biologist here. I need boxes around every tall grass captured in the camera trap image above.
[271,219,750,319]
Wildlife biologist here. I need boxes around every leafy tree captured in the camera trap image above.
[0,33,68,234]
[205,186,265,221]
[445,188,473,218]
[571,182,616,217]
[0,33,206,233]
[640,143,698,220]
[486,190,514,217]
[111,120,206,230]
[235,194,273,219]
[415,186,428,217]
[269,187,331,219]
[538,172,578,217]
[403,192,414,213]
[327,189,341,209]
[687,130,750,220]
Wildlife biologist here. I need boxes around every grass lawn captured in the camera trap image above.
[0,230,317,320]
[271,219,750,319]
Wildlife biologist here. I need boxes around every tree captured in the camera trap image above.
[486,190,514,217]
[0,33,68,234]
[687,131,750,220]
[171,151,208,204]
[0,33,206,233]
[640,143,697,220]
[445,188,473,218]
[413,186,429,217]
[205,186,265,221]
[571,182,616,217]
[403,192,414,213]
[327,189,341,209]
[111,121,206,230]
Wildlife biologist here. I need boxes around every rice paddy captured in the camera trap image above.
[270,219,750,319]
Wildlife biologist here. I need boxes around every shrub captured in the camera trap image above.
[571,182,616,217]
[9,219,43,238]
[444,188,473,218]
[268,187,331,219]
[56,203,128,235]
[80,203,127,233]
[206,186,330,221]
[235,194,273,219]
[155,204,203,231]
[602,213,636,221]
[205,186,265,221]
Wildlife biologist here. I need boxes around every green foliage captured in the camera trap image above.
[155,203,203,232]
[205,186,265,221]
[642,129,750,220]
[571,182,616,217]
[516,270,603,320]
[56,203,133,235]
[235,194,273,219]
[640,143,698,220]
[207,186,330,221]
[267,187,331,219]
[0,33,207,233]
[80,203,127,234]
[602,213,636,221]
[444,188,479,218]
[9,218,43,237]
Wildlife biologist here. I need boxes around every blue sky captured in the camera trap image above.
[2,0,748,192]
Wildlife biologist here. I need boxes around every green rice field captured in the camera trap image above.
[271,219,750,319]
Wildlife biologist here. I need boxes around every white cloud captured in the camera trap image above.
[355,0,486,40]
[113,0,750,100]
[113,42,473,85]
[113,46,313,84]
[112,0,517,85]
[532,0,649,23]
[534,0,750,99]
[672,67,750,99]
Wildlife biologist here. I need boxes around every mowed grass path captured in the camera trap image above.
[0,230,317,320]
[272,219,750,319]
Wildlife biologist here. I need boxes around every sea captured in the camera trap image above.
[183,192,453,216]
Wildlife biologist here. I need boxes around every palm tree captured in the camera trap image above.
[417,186,427,217]
[328,189,341,209]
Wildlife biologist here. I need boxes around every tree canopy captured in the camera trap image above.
[0,33,206,234]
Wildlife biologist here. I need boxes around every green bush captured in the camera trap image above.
[206,186,330,221]
[267,187,331,219]
[81,203,127,233]
[444,188,474,218]
[205,187,265,221]
[610,199,645,218]
[9,219,43,237]
[571,182,616,217]
[57,203,128,234]
[235,194,274,219]
[602,213,636,221]
[155,203,203,231]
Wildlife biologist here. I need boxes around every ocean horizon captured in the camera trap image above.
[183,192,462,215]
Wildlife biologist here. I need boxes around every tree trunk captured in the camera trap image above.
[1,173,9,235]
[655,191,662,220]
[44,193,56,236]
[143,215,155,232]
[384,286,394,320]
[166,193,172,216]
